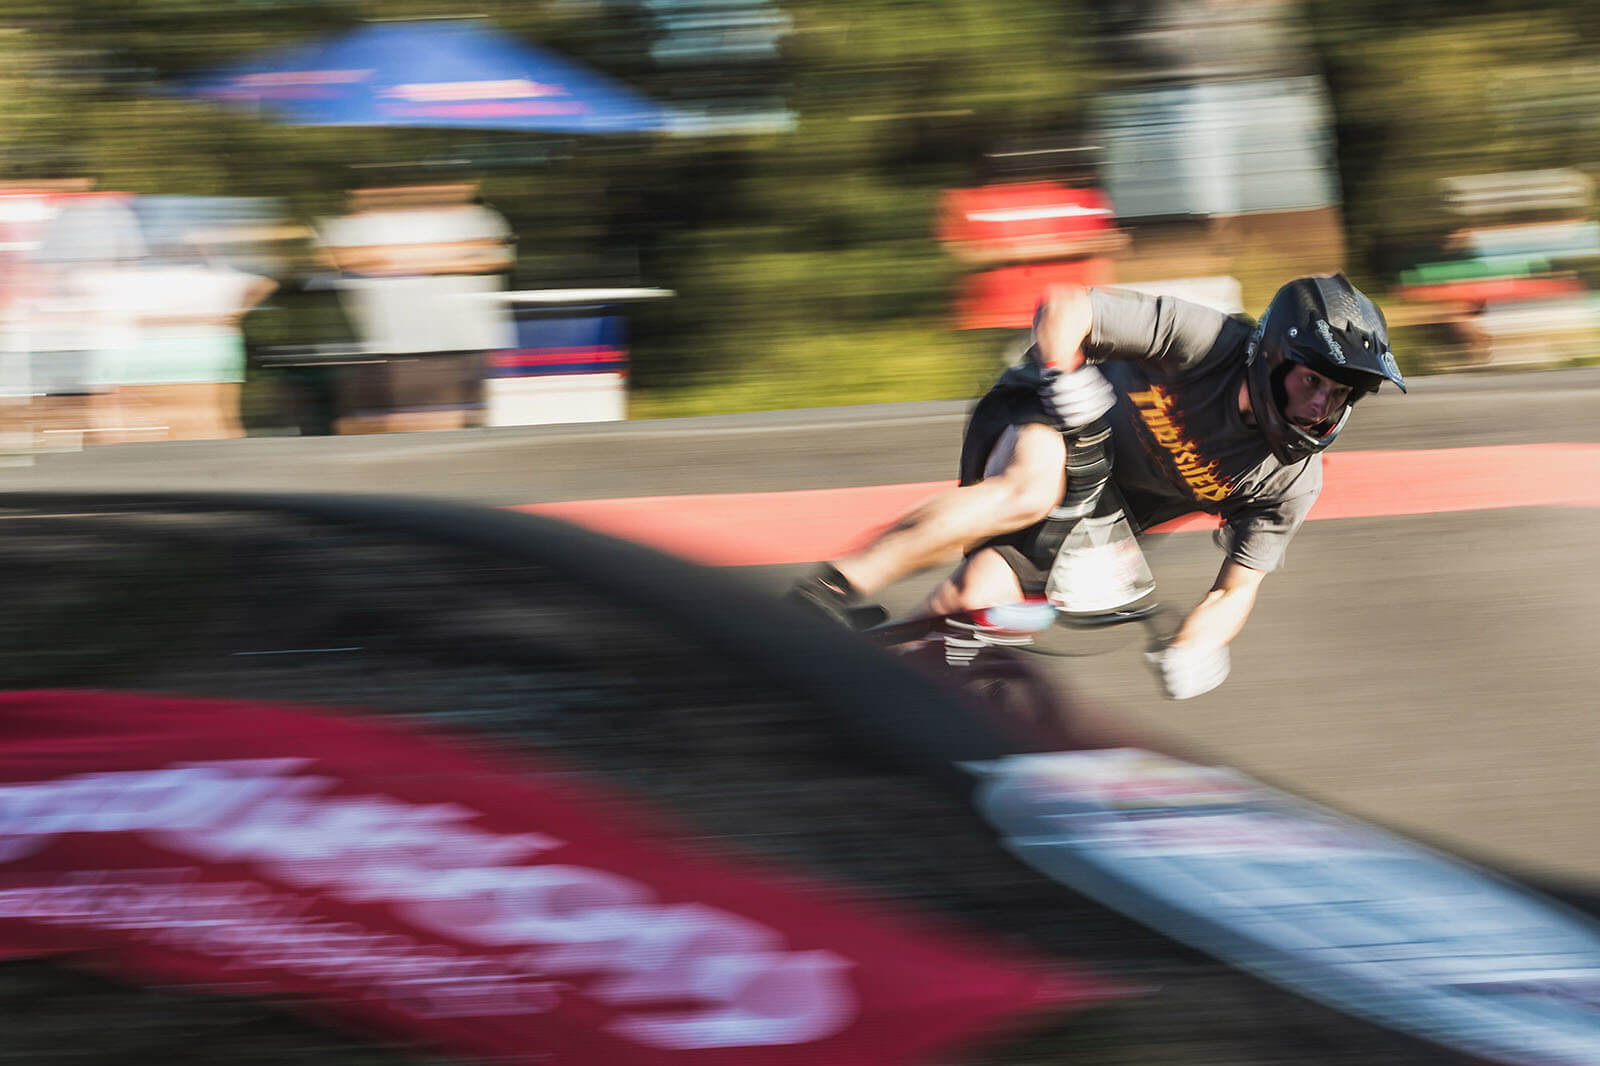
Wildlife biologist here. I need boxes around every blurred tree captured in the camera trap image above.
[622,0,1101,406]
[1310,4,1599,282]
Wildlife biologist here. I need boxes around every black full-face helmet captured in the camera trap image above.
[1245,273,1407,463]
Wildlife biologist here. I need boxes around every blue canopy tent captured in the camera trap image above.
[182,20,679,432]
[184,19,675,134]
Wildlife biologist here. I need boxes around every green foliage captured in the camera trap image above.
[1,1,1595,417]
[626,320,1004,418]
[1313,8,1600,277]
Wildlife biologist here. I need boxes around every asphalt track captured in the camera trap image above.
[6,366,1600,884]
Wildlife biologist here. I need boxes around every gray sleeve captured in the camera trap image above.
[1085,287,1239,374]
[1222,457,1323,573]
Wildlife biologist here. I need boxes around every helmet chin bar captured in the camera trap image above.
[1289,404,1351,451]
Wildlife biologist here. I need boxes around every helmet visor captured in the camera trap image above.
[1284,322,1406,394]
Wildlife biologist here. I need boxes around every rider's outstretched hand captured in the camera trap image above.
[1145,641,1230,700]
[1033,284,1093,372]
[1038,363,1116,432]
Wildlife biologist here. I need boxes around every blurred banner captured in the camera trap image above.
[971,748,1600,1066]
[0,690,1122,1066]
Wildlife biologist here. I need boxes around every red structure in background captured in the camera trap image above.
[937,180,1127,331]
[0,191,54,312]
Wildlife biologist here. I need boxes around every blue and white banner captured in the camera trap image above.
[970,748,1600,1066]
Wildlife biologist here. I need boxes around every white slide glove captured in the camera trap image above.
[1038,363,1116,433]
[1145,642,1230,701]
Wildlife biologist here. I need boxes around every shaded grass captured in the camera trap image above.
[629,322,1010,418]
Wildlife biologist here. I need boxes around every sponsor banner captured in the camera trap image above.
[970,748,1600,1066]
[0,690,1125,1066]
[496,315,628,378]
[489,347,628,377]
[937,182,1118,249]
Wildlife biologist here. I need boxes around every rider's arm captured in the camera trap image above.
[1081,286,1245,375]
[1030,282,1239,375]
[1164,461,1318,657]
[1170,558,1267,652]
[1147,561,1259,699]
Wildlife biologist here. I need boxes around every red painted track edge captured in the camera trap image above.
[516,444,1600,567]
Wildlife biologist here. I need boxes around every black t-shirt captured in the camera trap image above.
[997,287,1321,572]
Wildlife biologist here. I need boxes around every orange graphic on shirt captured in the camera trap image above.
[1127,385,1231,502]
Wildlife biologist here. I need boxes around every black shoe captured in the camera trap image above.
[786,565,867,628]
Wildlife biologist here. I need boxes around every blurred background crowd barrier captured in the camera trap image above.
[0,186,277,449]
[1391,169,1600,368]
[0,182,658,450]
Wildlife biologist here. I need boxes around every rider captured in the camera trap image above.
[788,274,1407,699]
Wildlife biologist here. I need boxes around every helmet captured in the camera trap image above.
[1245,273,1406,463]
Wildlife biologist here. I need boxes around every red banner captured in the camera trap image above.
[0,690,1126,1065]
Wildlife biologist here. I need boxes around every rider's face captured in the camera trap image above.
[1282,365,1352,429]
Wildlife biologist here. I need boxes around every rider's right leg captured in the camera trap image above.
[919,546,1028,617]
[827,421,1066,598]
